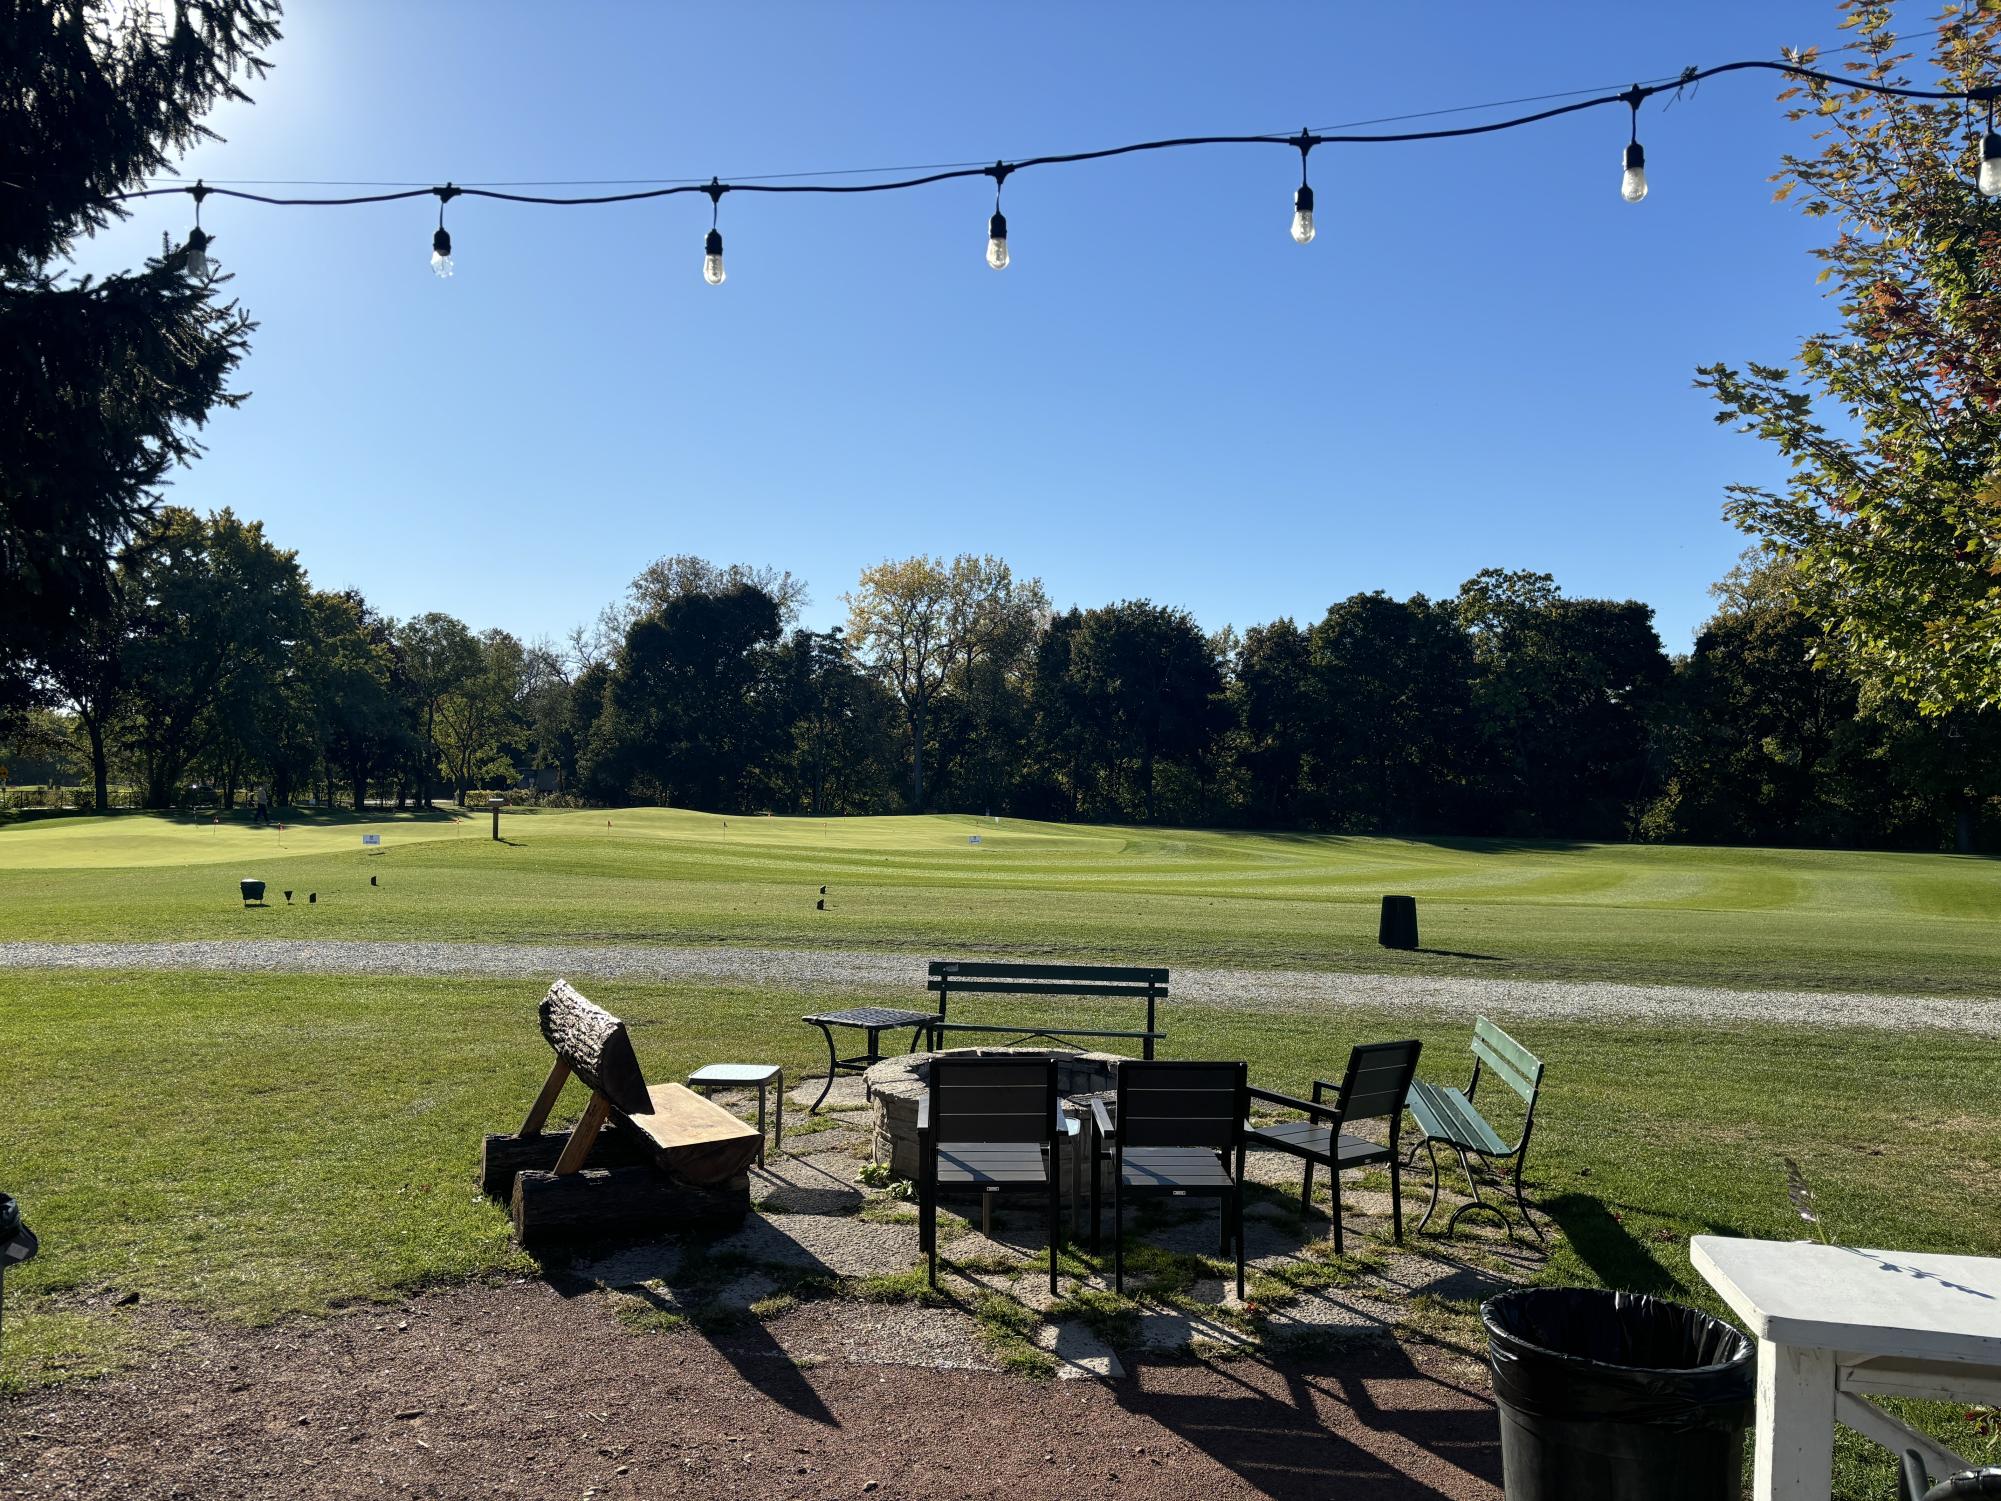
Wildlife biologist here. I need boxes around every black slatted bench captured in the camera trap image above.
[925,961,1168,1060]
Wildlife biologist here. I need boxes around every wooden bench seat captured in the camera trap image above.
[621,1083,762,1186]
[1406,1080,1509,1158]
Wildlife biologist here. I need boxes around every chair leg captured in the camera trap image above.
[1218,1189,1230,1257]
[1091,1147,1102,1255]
[1301,1159,1313,1214]
[1331,1166,1344,1257]
[1112,1178,1124,1295]
[1416,1139,1445,1234]
[1390,1149,1404,1244]
[1047,1174,1060,1296]
[1234,1184,1246,1303]
[924,1188,937,1286]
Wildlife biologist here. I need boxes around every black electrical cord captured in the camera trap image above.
[106,58,2000,213]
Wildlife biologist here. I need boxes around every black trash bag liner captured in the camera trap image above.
[1484,1288,1755,1429]
[1483,1289,1756,1501]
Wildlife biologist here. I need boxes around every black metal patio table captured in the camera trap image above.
[800,1005,938,1112]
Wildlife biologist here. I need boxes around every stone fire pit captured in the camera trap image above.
[865,1047,1130,1182]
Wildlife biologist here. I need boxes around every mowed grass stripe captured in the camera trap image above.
[2,808,1995,994]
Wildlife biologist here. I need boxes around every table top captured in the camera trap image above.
[1691,1236,2001,1366]
[687,1063,782,1085]
[802,1006,937,1028]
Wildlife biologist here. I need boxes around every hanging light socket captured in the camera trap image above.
[1621,140,1648,204]
[183,181,213,280]
[704,227,726,285]
[1981,131,2001,198]
[1291,183,1316,245]
[430,183,459,277]
[986,209,1009,270]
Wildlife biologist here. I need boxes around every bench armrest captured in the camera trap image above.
[1247,1084,1342,1123]
[916,1095,929,1134]
[1090,1096,1115,1144]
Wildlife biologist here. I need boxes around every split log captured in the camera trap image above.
[618,1083,763,1186]
[511,1165,749,1245]
[479,1119,653,1198]
[538,979,650,1115]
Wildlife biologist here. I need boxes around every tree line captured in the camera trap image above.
[5,509,1994,852]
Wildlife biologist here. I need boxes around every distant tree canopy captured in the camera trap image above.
[1,0,280,713]
[9,524,1994,852]
[1703,2,2001,713]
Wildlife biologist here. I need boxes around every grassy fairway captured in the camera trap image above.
[2,967,1996,1498]
[2,806,1996,994]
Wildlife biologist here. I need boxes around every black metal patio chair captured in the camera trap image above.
[1090,1060,1248,1301]
[917,1055,1063,1295]
[1245,1038,1423,1255]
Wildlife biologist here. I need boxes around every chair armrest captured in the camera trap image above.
[1090,1096,1115,1143]
[1247,1084,1342,1123]
[916,1095,929,1134]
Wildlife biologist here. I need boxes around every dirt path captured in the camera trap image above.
[2,938,1994,1034]
[0,1282,1501,1501]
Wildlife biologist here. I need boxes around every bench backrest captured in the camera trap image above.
[1471,1016,1543,1106]
[928,961,1168,1052]
[1116,1059,1245,1151]
[929,1056,1058,1147]
[538,978,651,1116]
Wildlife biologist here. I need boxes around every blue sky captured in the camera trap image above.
[71,1,1874,652]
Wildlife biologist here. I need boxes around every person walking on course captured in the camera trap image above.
[253,785,269,825]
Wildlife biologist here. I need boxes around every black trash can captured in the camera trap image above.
[1483,1288,1755,1501]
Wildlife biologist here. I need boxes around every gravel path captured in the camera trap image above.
[2,938,1994,1034]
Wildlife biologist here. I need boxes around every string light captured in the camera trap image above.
[1290,131,1315,244]
[110,59,2000,285]
[182,181,213,278]
[985,162,1010,270]
[1620,88,1648,204]
[431,184,458,277]
[702,178,727,285]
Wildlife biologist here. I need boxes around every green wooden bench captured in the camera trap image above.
[1406,1016,1545,1241]
[925,961,1167,1060]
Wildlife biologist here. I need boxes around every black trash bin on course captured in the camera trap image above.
[1482,1288,1755,1501]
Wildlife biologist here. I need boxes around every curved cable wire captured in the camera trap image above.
[111,58,1999,211]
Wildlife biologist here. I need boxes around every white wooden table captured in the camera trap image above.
[1691,1236,2001,1500]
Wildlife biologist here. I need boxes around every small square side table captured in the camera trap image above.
[687,1063,783,1165]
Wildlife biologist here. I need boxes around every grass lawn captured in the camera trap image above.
[2,806,1997,994]
[2,966,1996,1499]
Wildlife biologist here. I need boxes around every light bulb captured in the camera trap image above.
[703,227,726,286]
[1621,142,1648,204]
[430,226,453,278]
[986,209,1008,270]
[184,227,211,280]
[1981,132,2001,198]
[1291,183,1315,244]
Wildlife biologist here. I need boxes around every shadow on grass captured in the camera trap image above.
[1413,948,1507,963]
[1540,1192,1683,1297]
